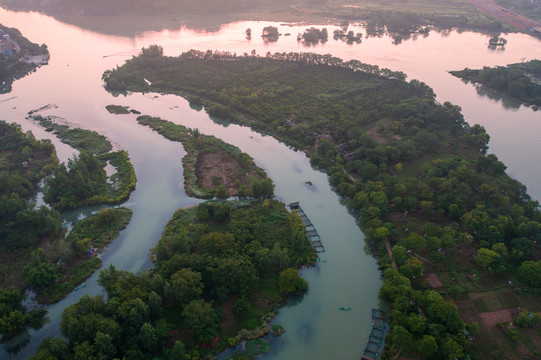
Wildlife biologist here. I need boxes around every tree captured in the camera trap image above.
[392,245,408,267]
[164,341,186,360]
[419,335,438,359]
[170,268,203,307]
[518,261,541,287]
[215,184,229,199]
[139,322,158,353]
[94,331,116,358]
[476,248,500,270]
[441,338,464,360]
[279,268,308,295]
[182,300,217,343]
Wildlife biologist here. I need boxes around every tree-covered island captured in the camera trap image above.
[451,59,541,108]
[100,47,541,359]
[0,120,133,347]
[28,113,137,210]
[120,112,274,199]
[0,24,49,94]
[31,199,316,360]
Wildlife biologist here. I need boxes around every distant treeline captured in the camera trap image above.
[451,60,541,106]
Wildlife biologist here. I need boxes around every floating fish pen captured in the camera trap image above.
[288,202,325,253]
[362,309,389,360]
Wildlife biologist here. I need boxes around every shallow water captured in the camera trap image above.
[1,8,541,359]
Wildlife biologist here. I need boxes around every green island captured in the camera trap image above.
[32,199,315,360]
[31,114,112,154]
[101,48,541,359]
[0,121,133,345]
[28,113,136,210]
[450,60,541,108]
[105,104,140,115]
[0,24,49,94]
[135,114,273,199]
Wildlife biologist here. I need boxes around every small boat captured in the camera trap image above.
[339,306,351,311]
[74,283,87,291]
[316,258,326,262]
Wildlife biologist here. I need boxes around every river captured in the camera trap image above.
[1,8,541,359]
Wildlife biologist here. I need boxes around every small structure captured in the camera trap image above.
[288,202,325,252]
[362,309,389,360]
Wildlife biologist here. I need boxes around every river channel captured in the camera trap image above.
[1,8,541,359]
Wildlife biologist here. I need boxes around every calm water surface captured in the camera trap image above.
[1,9,541,359]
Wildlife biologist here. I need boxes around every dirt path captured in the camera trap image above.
[470,0,541,32]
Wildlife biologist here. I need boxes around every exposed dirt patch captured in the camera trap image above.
[366,128,387,145]
[480,309,513,327]
[425,273,444,288]
[196,151,262,194]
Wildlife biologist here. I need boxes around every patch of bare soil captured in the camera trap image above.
[480,309,513,327]
[196,151,262,194]
[366,128,387,145]
[425,273,444,288]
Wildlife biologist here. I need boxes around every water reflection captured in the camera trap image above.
[473,83,523,110]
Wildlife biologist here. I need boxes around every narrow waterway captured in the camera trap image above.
[1,8,541,359]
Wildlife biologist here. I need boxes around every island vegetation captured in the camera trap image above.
[0,120,58,339]
[28,114,136,210]
[0,24,49,94]
[0,121,133,348]
[450,60,541,107]
[110,111,273,199]
[101,47,541,359]
[31,199,315,360]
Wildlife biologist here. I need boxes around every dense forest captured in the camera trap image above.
[31,200,315,359]
[0,24,48,94]
[450,60,541,107]
[102,48,541,359]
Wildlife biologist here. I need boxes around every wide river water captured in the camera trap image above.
[1,8,541,359]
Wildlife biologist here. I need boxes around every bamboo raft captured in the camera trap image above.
[288,202,325,253]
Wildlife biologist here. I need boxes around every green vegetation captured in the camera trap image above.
[30,114,136,210]
[0,24,49,94]
[0,120,61,251]
[35,207,132,304]
[0,287,48,339]
[451,60,541,107]
[32,115,112,154]
[43,150,135,210]
[103,49,541,359]
[135,114,272,199]
[33,200,315,359]
[105,104,131,114]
